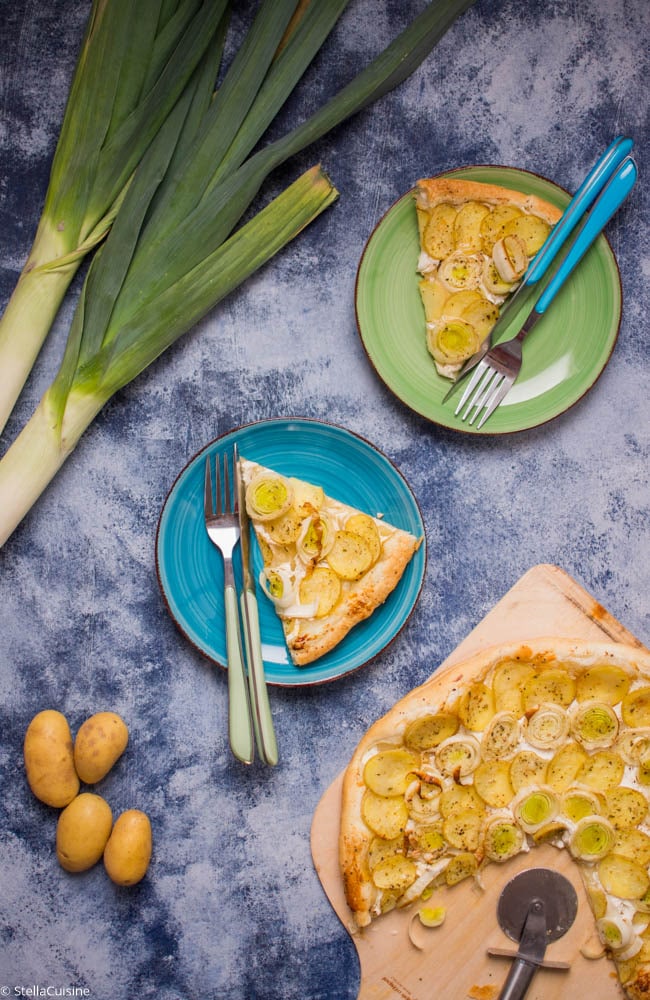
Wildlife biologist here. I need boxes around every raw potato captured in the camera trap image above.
[74,711,129,784]
[24,709,80,807]
[103,809,152,886]
[56,792,113,872]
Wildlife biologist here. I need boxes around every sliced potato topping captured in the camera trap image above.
[423,203,457,258]
[363,749,420,797]
[598,853,650,900]
[613,828,650,866]
[502,213,551,255]
[327,530,374,581]
[546,741,589,791]
[577,750,625,792]
[344,514,381,565]
[368,835,404,871]
[509,750,548,792]
[361,789,409,840]
[418,277,448,322]
[622,687,650,728]
[439,783,483,818]
[452,200,490,251]
[606,787,649,830]
[298,566,341,618]
[480,204,523,253]
[405,713,459,750]
[444,852,478,885]
[576,664,632,705]
[442,808,483,851]
[523,669,576,709]
[371,854,418,891]
[492,659,536,715]
[473,760,514,808]
[458,682,495,732]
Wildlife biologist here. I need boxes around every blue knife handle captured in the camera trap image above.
[535,156,637,316]
[522,135,634,288]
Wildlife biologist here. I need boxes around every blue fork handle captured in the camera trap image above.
[534,155,637,316]
[522,135,634,289]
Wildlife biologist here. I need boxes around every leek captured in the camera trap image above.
[0,0,476,547]
[0,0,228,433]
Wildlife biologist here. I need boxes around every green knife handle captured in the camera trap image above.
[241,589,279,766]
[224,583,254,764]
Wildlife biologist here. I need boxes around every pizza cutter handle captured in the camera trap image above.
[497,957,538,1000]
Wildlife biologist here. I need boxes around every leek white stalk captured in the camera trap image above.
[0,0,227,433]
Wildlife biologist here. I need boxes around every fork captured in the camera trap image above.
[455,154,638,430]
[443,135,634,401]
[204,452,254,765]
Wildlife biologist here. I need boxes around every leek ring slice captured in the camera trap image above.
[525,702,570,749]
[426,318,481,366]
[569,815,616,861]
[481,711,521,761]
[296,514,334,564]
[483,814,525,862]
[512,785,560,833]
[492,233,527,283]
[571,700,619,750]
[596,915,636,952]
[434,734,481,778]
[245,472,293,521]
[560,787,604,823]
[437,252,482,291]
[617,728,650,766]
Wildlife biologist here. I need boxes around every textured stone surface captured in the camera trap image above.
[0,1,648,998]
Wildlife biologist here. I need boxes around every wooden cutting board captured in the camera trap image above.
[311,564,649,1000]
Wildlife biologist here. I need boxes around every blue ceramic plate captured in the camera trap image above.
[155,418,426,686]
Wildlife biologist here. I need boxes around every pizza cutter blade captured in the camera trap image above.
[492,868,578,1000]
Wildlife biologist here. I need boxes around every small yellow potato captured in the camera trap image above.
[103,810,152,886]
[56,792,113,872]
[24,709,80,807]
[74,711,129,784]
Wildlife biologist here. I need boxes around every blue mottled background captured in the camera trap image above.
[1,1,649,998]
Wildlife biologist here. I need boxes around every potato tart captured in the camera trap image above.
[414,177,562,378]
[240,459,422,666]
[339,639,650,1000]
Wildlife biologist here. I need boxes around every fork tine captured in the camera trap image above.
[215,453,223,514]
[459,366,494,421]
[476,376,514,429]
[204,456,213,517]
[467,369,504,424]
[454,361,488,415]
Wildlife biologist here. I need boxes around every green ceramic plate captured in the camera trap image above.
[355,166,622,434]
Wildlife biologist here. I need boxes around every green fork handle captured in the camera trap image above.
[241,589,279,766]
[224,583,254,764]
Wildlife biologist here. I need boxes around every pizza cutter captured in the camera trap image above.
[488,868,578,1000]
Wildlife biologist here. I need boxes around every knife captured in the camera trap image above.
[234,444,279,766]
[442,134,635,402]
